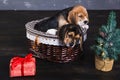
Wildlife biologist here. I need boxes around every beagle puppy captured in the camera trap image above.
[58,24,83,50]
[34,5,89,32]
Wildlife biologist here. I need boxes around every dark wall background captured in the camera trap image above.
[0,0,120,10]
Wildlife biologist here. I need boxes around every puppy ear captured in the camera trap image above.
[68,11,76,24]
[57,25,68,41]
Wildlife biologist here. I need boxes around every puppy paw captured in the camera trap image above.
[46,29,57,35]
[82,25,89,30]
[81,25,89,33]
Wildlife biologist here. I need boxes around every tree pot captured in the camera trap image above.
[95,55,114,72]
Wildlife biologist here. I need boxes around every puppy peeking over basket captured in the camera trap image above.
[58,24,83,50]
[34,5,89,49]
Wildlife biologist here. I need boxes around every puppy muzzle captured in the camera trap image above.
[66,42,75,48]
[66,40,77,48]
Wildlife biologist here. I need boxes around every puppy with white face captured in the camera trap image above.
[67,5,89,33]
[68,5,89,26]
[58,24,83,51]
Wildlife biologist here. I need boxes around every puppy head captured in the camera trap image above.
[58,24,83,50]
[68,5,89,26]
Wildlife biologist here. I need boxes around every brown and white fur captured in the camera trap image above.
[58,24,83,50]
[34,5,89,33]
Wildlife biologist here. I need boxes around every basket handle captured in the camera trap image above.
[32,35,40,51]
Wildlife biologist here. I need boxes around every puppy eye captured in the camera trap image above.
[68,35,73,37]
[78,15,83,18]
[68,32,75,37]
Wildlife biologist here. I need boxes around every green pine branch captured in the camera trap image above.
[91,11,120,60]
[99,11,117,35]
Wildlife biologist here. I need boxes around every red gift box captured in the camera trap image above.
[10,53,36,77]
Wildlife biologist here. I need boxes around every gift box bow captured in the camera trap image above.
[11,53,33,70]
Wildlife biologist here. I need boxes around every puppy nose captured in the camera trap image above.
[84,21,88,24]
[70,42,74,47]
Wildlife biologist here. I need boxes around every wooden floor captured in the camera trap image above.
[0,10,120,80]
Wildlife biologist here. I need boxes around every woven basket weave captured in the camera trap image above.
[25,18,82,63]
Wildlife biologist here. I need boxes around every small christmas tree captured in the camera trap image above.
[91,11,120,60]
